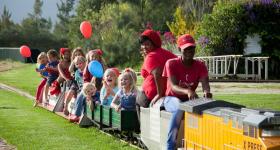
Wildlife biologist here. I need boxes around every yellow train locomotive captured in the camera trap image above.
[179,99,280,150]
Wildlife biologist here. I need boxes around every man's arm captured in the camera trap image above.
[169,75,198,100]
[200,76,212,98]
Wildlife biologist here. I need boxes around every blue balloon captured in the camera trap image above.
[88,60,104,78]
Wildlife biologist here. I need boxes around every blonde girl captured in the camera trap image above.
[69,47,85,74]
[34,52,48,106]
[64,56,86,115]
[100,68,120,106]
[69,82,100,122]
[111,68,138,112]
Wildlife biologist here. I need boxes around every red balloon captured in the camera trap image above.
[80,21,92,39]
[20,45,31,58]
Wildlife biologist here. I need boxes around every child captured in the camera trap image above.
[69,82,100,122]
[34,52,48,107]
[111,68,138,112]
[50,48,73,95]
[83,82,100,111]
[70,49,106,120]
[69,47,85,75]
[83,49,106,91]
[64,56,86,115]
[43,49,60,105]
[100,68,119,106]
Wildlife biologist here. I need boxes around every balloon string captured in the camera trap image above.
[86,39,91,50]
[29,57,34,63]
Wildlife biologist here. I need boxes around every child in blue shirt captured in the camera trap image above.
[43,49,59,105]
[34,52,48,106]
[100,68,119,106]
[64,56,86,115]
[111,68,138,112]
[69,82,100,123]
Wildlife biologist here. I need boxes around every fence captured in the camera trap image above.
[0,47,41,63]
[0,47,25,62]
[196,55,269,80]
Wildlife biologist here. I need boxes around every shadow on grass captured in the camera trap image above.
[0,106,17,109]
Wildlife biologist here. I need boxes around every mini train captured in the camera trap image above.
[39,82,280,150]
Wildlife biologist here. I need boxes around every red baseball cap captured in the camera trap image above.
[177,34,196,50]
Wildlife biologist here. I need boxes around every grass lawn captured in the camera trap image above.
[0,90,136,150]
[0,63,40,95]
[214,94,280,110]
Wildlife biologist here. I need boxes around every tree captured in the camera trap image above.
[0,6,24,47]
[25,0,52,32]
[167,7,188,37]
[19,0,66,50]
[141,0,177,31]
[68,2,142,66]
[33,0,43,17]
[0,5,14,30]
[53,0,75,40]
[28,0,43,29]
[180,0,216,23]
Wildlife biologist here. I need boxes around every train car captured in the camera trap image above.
[38,86,280,150]
[39,81,68,112]
[140,106,185,150]
[88,103,139,132]
[179,99,280,150]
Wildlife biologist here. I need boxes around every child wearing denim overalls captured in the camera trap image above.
[111,68,138,112]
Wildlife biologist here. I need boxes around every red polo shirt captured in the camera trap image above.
[163,57,208,100]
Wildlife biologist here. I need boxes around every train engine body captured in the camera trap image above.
[179,99,280,150]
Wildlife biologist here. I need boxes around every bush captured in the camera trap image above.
[196,2,245,56]
[196,1,280,57]
[196,1,280,78]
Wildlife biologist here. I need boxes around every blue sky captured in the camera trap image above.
[0,0,77,24]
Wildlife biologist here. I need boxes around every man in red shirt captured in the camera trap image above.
[136,29,177,122]
[162,34,212,150]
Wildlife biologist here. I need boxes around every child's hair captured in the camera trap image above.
[82,82,96,96]
[103,68,119,87]
[86,49,105,64]
[119,68,137,91]
[73,56,86,65]
[71,47,85,61]
[37,52,47,65]
[47,49,59,59]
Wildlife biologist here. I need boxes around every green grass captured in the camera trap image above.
[136,75,143,87]
[215,94,280,110]
[211,84,280,89]
[0,64,41,95]
[0,90,136,150]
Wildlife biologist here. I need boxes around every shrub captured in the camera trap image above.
[196,1,280,78]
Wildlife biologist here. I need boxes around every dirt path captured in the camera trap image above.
[0,61,26,72]
[198,82,280,94]
[0,139,16,150]
[0,83,35,100]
